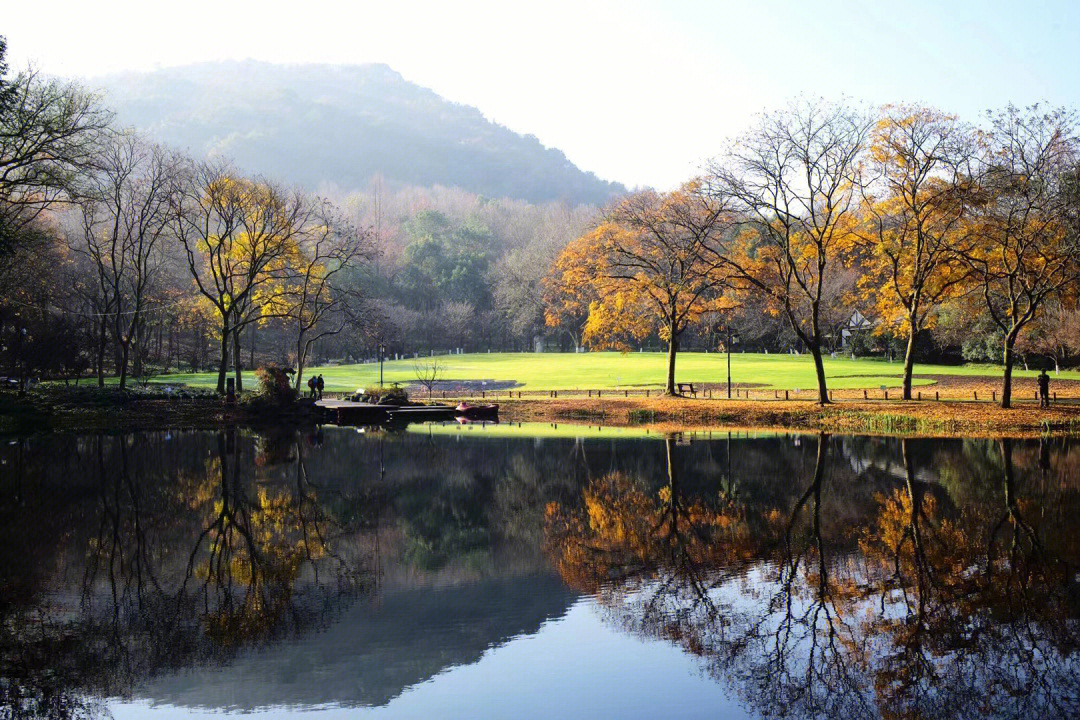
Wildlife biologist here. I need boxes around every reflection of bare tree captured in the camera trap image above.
[859,437,1080,719]
[716,433,876,719]
[546,434,1080,720]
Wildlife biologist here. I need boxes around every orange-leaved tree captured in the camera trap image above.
[547,182,732,395]
[542,245,596,353]
[853,105,976,399]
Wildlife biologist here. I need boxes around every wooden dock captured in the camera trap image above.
[316,399,458,425]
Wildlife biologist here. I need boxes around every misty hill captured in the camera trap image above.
[134,574,578,710]
[92,61,624,205]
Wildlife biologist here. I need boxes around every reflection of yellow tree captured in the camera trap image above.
[546,437,754,593]
[546,436,774,660]
[185,430,333,646]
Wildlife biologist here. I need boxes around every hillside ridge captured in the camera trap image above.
[91,59,625,205]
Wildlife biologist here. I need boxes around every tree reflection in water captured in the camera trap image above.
[0,427,372,720]
[545,433,1080,720]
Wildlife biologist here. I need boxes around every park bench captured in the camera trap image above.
[677,382,697,398]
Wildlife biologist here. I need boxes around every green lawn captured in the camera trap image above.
[147,351,1080,392]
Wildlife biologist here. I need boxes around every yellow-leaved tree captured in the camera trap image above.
[171,164,320,394]
[853,105,975,399]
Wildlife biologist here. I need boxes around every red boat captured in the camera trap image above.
[455,402,499,420]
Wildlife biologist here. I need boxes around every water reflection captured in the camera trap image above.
[1,428,375,719]
[1,425,1078,719]
[546,433,1080,720]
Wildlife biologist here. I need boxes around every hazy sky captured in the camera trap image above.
[5,0,1078,190]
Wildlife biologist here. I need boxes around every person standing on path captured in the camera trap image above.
[307,376,316,399]
[316,374,325,401]
[1038,369,1051,408]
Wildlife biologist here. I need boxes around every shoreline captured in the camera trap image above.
[3,391,1079,438]
[510,397,1080,438]
[497,396,1080,438]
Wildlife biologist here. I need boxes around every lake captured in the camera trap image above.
[2,423,1078,719]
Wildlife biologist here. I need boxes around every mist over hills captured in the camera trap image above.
[91,60,625,206]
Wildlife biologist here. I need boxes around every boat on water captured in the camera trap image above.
[455,402,499,420]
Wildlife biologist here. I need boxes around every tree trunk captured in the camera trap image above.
[117,341,130,389]
[233,330,243,393]
[216,322,230,395]
[1001,332,1017,409]
[665,317,678,395]
[901,324,917,401]
[96,317,107,388]
[811,343,829,404]
[294,322,308,392]
[295,343,307,394]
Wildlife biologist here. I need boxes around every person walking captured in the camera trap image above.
[316,374,325,401]
[307,375,316,399]
[1038,369,1051,408]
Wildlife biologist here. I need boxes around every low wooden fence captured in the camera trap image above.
[411,387,1073,404]
[321,386,1072,405]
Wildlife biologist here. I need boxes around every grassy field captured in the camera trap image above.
[146,351,1080,393]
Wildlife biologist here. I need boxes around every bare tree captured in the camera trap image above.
[282,202,373,391]
[710,99,872,404]
[0,65,110,258]
[961,105,1080,408]
[413,357,443,398]
[73,132,179,388]
[440,300,475,351]
[1016,298,1080,373]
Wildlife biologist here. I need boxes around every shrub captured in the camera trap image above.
[255,365,297,405]
[360,383,409,405]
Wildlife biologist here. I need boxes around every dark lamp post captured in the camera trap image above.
[722,329,739,399]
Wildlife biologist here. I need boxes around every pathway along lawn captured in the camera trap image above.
[149,351,1080,394]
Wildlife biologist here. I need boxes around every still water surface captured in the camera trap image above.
[2,423,1078,719]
